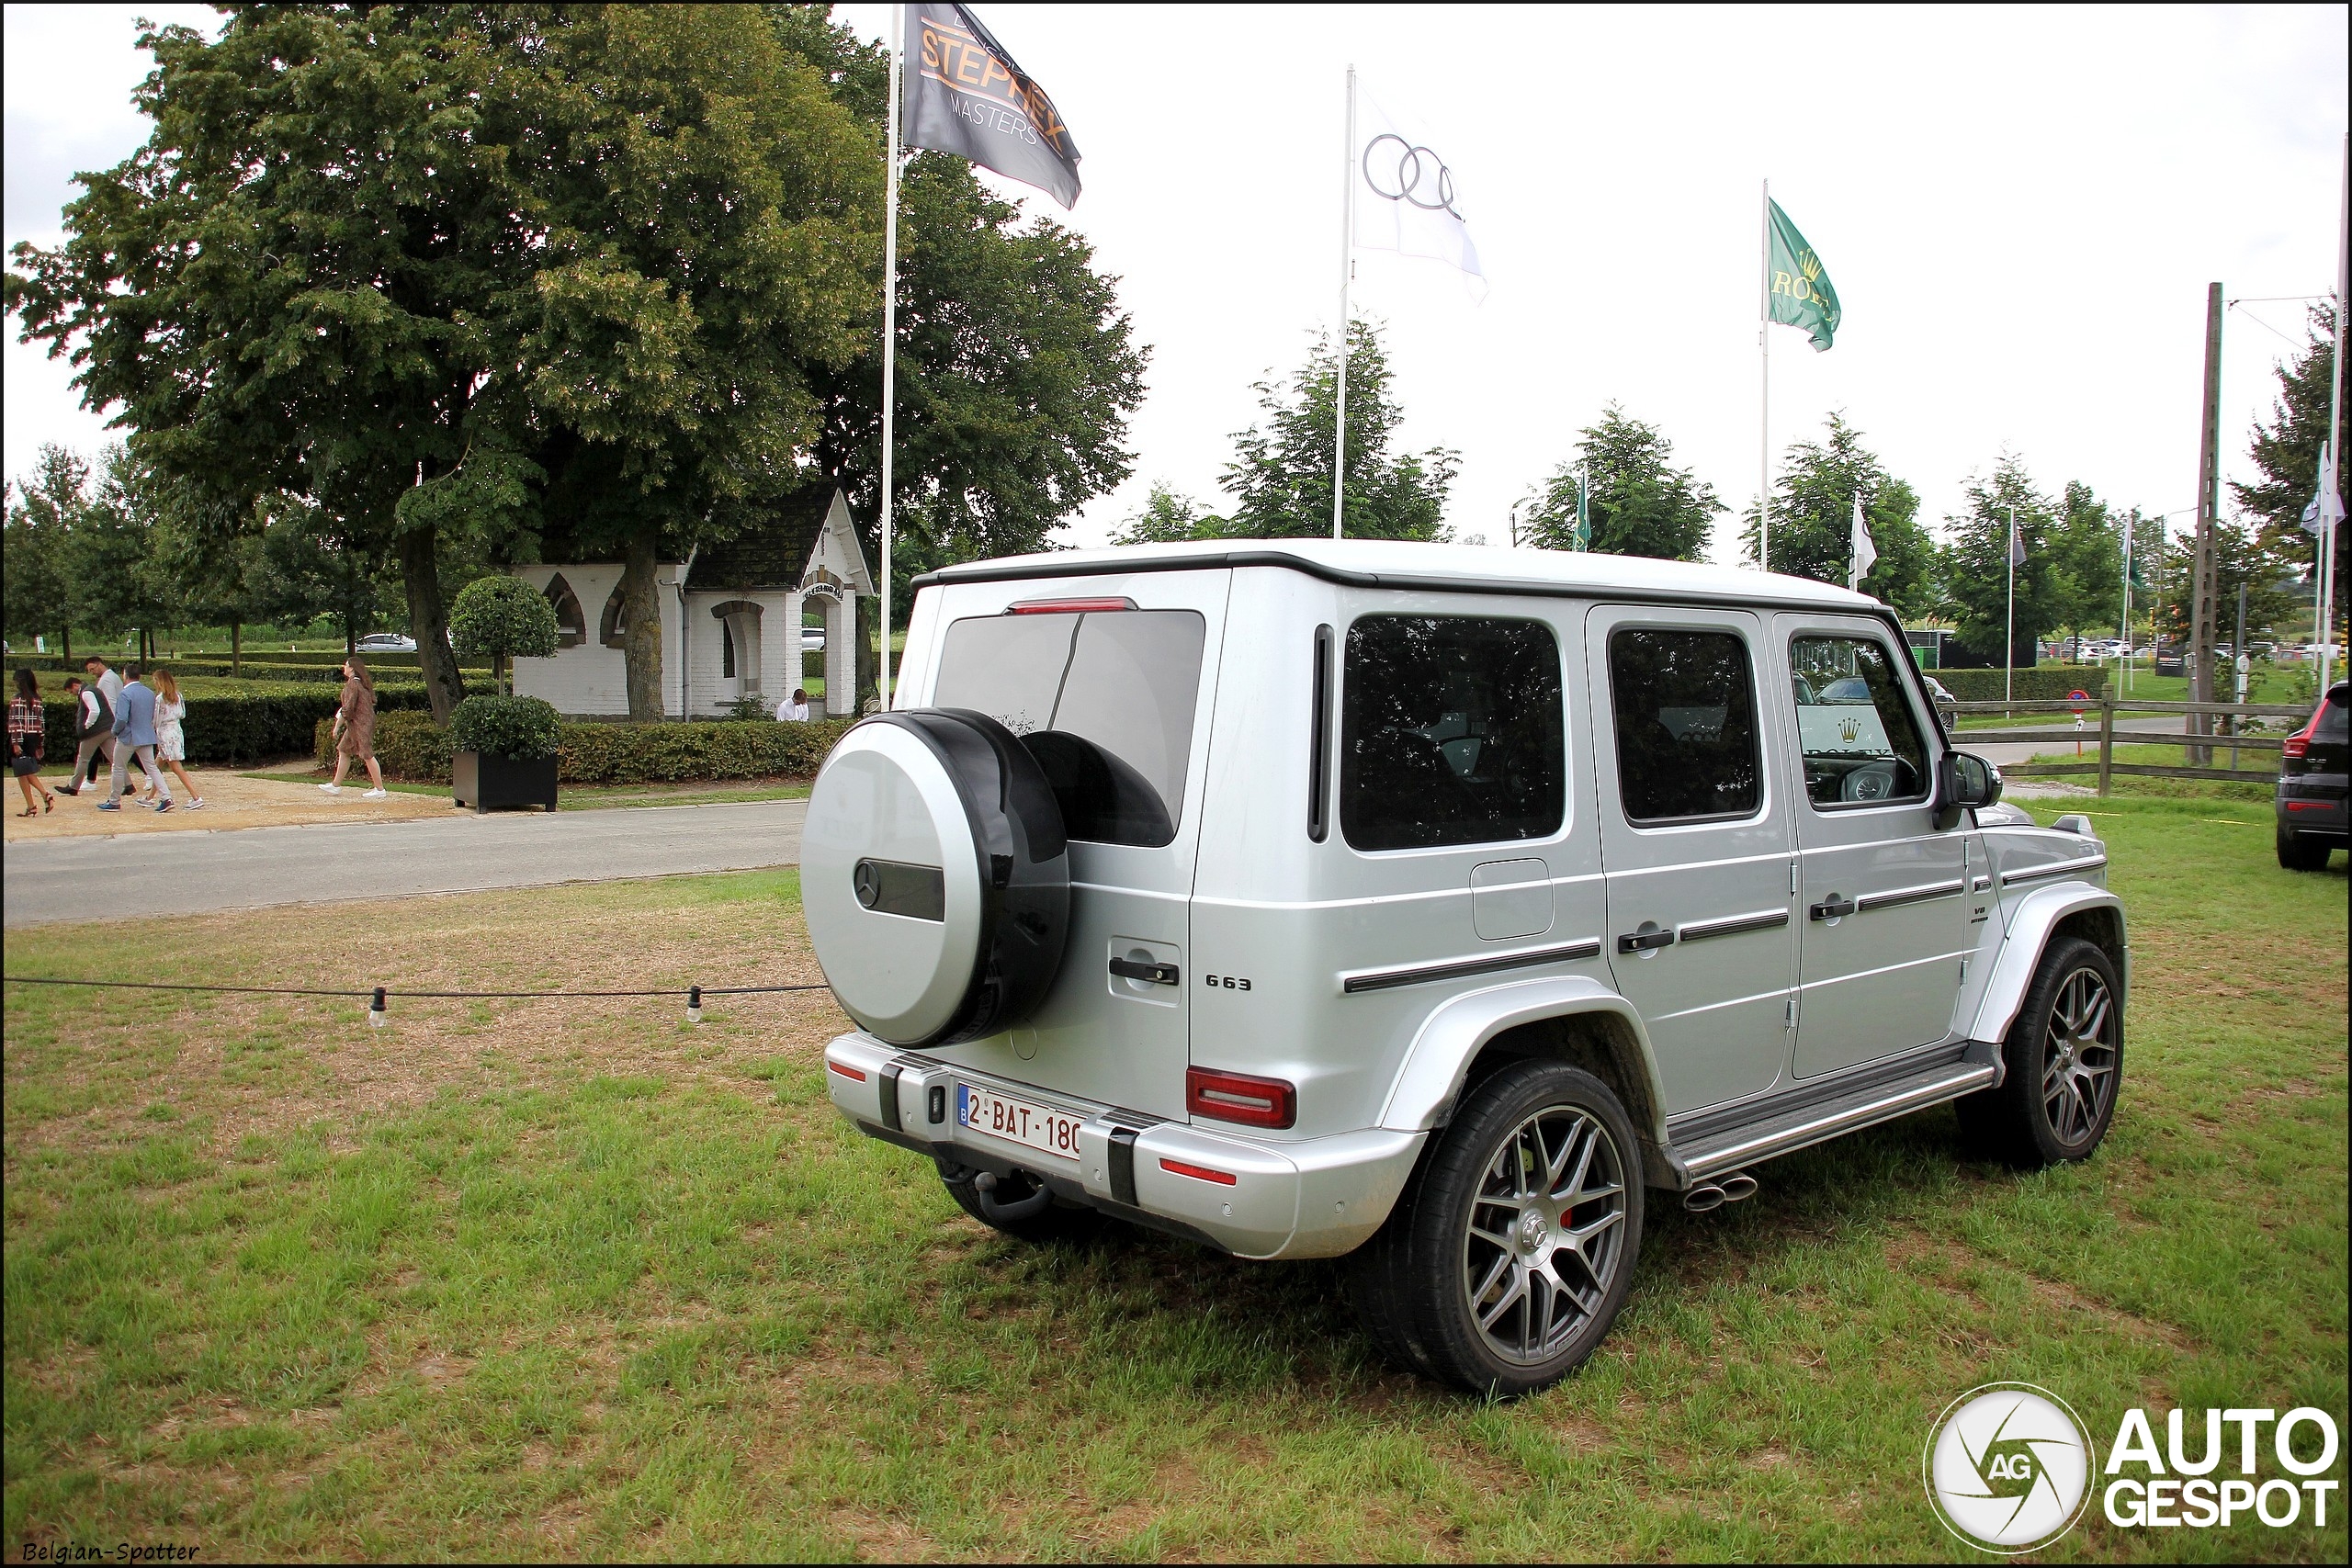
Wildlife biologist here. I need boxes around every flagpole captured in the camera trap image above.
[1758,178,1771,571]
[876,3,903,713]
[2321,130,2346,694]
[2006,504,2018,708]
[1333,65,1355,541]
[2120,513,2132,696]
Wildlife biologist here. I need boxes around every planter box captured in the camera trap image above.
[453,750,558,814]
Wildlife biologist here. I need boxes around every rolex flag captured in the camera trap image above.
[1767,199,1840,352]
[1849,493,1877,590]
[903,4,1081,209]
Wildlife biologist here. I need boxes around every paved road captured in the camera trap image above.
[4,799,808,927]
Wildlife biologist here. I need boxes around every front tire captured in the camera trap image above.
[1350,1061,1644,1395]
[2277,825,2333,871]
[1956,936,2123,1168]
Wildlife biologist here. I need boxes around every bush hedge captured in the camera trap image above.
[320,713,854,785]
[13,655,486,682]
[1930,666,2109,703]
[43,682,432,767]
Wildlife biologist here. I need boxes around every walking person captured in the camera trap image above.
[144,667,205,809]
[321,657,388,798]
[60,674,114,796]
[9,669,58,816]
[69,655,125,792]
[102,664,172,812]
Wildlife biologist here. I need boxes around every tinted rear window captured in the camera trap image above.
[2317,694,2348,742]
[1340,615,1565,851]
[933,610,1206,846]
[1608,627,1762,822]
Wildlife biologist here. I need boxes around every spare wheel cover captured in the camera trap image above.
[803,710,1069,1046]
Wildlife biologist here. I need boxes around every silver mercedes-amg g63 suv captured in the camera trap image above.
[805,540,2126,1394]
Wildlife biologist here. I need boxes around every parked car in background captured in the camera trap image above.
[803,628,827,652]
[355,633,417,652]
[1923,675,1959,728]
[2276,681,2347,871]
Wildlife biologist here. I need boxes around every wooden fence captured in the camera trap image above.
[1944,699,2308,794]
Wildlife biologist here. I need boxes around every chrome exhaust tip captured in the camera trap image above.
[1683,1183,1726,1213]
[1719,1172,1758,1203]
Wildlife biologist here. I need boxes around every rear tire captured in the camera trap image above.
[1956,936,2123,1169]
[938,1161,1104,1246]
[2277,826,2333,871]
[1349,1061,1643,1395]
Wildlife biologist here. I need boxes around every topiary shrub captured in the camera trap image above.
[449,694,561,761]
[449,576,560,694]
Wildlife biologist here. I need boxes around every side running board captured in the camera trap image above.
[1670,1055,1996,1182]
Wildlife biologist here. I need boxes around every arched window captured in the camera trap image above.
[543,574,586,649]
[600,582,628,649]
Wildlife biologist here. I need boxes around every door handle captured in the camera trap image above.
[1615,929,1675,953]
[1109,956,1180,986]
[1809,897,1858,920]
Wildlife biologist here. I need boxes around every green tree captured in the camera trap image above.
[1940,456,2061,667]
[2233,305,2346,645]
[450,576,560,695]
[1731,412,1936,611]
[3,446,88,660]
[1223,320,1456,540]
[1110,482,1226,546]
[69,446,186,662]
[1526,404,1720,561]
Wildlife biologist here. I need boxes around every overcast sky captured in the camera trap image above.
[8,4,2346,567]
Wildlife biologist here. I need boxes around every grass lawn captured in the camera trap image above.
[241,771,812,811]
[4,807,2344,1560]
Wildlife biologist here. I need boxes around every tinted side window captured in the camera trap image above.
[1789,636,1928,806]
[1607,628,1760,823]
[1340,615,1564,851]
[933,609,1206,846]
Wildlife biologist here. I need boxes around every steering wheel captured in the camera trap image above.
[1841,760,1899,803]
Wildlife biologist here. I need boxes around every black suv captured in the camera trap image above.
[2276,681,2347,870]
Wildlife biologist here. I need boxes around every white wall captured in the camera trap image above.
[511,566,828,719]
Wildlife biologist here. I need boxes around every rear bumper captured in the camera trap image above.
[822,1032,1425,1259]
[2276,774,2347,840]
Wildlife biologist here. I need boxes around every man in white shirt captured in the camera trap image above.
[776,687,811,722]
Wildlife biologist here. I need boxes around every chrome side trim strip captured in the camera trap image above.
[1676,908,1791,943]
[1341,939,1604,995]
[1681,1066,1996,1179]
[2001,854,2108,886]
[1858,878,1965,913]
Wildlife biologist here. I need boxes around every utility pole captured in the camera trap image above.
[2190,281,2223,763]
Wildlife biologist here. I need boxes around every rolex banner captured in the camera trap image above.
[903,3,1081,209]
[1767,198,1840,352]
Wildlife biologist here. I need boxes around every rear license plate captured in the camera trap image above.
[956,1083,1082,1162]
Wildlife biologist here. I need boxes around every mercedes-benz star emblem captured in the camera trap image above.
[1363,132,1462,219]
[854,859,880,909]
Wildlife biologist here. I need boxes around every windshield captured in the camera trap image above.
[933,609,1207,847]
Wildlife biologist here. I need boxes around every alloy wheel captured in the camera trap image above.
[1461,1103,1629,1366]
[2041,966,2119,1148]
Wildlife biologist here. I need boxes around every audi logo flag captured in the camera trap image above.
[1354,87,1484,296]
[903,3,1081,209]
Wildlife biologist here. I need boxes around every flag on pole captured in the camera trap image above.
[1766,199,1840,351]
[902,3,1081,209]
[2008,514,2028,567]
[1849,492,1876,590]
[1574,465,1590,551]
[2303,440,2346,534]
[1353,87,1484,296]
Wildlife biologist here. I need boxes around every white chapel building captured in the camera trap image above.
[507,488,873,719]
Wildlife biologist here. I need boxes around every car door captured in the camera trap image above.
[1774,618,1970,1077]
[919,569,1231,1120]
[1587,605,1797,1116]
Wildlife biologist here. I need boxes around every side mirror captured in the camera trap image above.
[1933,751,2001,830]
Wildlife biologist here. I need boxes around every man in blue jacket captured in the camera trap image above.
[101,665,173,812]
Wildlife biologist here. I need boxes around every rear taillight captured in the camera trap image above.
[1007,596,1136,615]
[2283,702,2324,760]
[1185,1066,1296,1129]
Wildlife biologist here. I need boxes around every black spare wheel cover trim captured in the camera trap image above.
[859,709,1070,1046]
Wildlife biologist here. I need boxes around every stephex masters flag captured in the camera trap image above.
[903,3,1080,209]
[1767,198,1840,351]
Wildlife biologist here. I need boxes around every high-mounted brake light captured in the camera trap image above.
[1186,1066,1297,1129]
[2282,701,2326,760]
[1006,596,1136,615]
[1159,1157,1238,1186]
